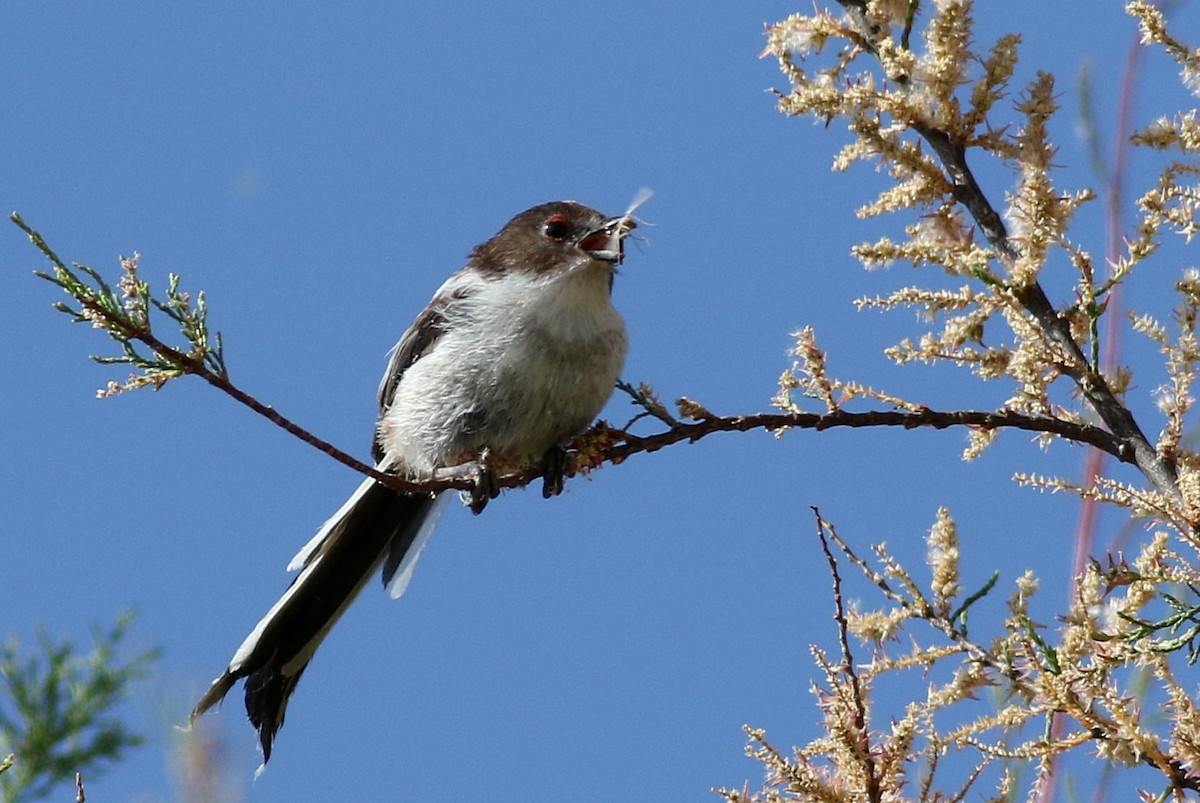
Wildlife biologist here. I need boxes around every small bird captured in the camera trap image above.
[190,201,637,764]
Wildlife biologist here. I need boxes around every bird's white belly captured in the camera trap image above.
[378,264,627,474]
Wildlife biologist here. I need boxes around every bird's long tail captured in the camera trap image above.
[191,478,445,764]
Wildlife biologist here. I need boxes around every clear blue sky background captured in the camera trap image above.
[4,2,1200,800]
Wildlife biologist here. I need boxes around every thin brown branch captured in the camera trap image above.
[817,511,999,672]
[1087,728,1200,793]
[199,388,1128,496]
[813,508,881,802]
[603,406,1127,465]
[71,295,419,490]
[910,124,1168,489]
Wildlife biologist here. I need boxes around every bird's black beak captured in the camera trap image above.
[579,216,636,263]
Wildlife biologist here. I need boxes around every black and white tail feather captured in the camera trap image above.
[190,479,446,765]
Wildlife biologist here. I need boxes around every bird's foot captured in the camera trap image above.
[465,447,500,515]
[541,445,570,499]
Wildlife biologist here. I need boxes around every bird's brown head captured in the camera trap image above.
[469,201,636,276]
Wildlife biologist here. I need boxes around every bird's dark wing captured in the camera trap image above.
[374,280,472,461]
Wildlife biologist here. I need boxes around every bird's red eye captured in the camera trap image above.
[542,214,570,241]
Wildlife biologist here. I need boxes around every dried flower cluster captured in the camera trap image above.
[725,508,1200,801]
[742,0,1200,799]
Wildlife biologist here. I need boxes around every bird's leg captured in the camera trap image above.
[467,446,500,515]
[540,445,570,499]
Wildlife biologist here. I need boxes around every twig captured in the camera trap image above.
[616,379,678,428]
[813,508,881,802]
[817,512,999,671]
[603,407,1127,466]
[912,123,1169,491]
[87,295,406,485]
[14,215,406,490]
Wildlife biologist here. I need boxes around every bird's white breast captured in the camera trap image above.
[377,260,627,474]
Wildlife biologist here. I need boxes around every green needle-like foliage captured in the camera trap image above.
[0,613,159,802]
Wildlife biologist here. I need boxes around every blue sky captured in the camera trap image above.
[4,2,1200,800]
